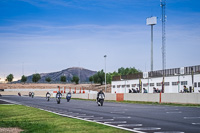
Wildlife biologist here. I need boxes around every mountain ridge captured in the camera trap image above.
[16,67,97,83]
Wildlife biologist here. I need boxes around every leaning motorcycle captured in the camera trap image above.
[66,93,71,102]
[56,94,62,104]
[97,94,105,106]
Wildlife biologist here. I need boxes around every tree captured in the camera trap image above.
[71,76,79,84]
[32,73,41,83]
[45,77,51,83]
[118,67,140,75]
[6,74,14,82]
[89,76,93,84]
[21,75,27,83]
[60,76,66,83]
[92,70,105,85]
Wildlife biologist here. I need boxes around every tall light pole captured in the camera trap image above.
[146,16,157,71]
[104,55,107,93]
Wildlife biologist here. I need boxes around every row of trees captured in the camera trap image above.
[6,74,80,84]
[89,67,141,85]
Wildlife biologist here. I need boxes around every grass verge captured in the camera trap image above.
[0,105,130,133]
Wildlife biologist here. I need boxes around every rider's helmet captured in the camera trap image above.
[58,91,60,93]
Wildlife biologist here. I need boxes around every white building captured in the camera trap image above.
[111,65,200,93]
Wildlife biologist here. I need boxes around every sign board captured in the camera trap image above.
[146,17,157,25]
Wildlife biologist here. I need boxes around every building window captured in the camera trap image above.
[117,85,121,88]
[194,82,197,87]
[143,83,148,87]
[181,81,187,85]
[164,82,170,86]
[127,85,130,88]
[113,85,115,88]
[157,83,161,86]
[132,84,136,87]
[172,82,178,86]
[122,85,125,88]
[137,84,139,87]
[150,83,154,86]
[198,82,200,87]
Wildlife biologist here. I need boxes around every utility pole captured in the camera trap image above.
[104,55,107,93]
[161,0,166,93]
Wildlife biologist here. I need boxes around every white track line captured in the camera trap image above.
[105,121,127,124]
[192,123,200,125]
[84,117,103,120]
[0,99,21,105]
[165,109,179,111]
[77,116,94,118]
[166,112,182,113]
[110,112,125,114]
[95,119,114,122]
[118,124,143,127]
[184,117,200,119]
[40,109,145,133]
[154,131,184,133]
[134,127,161,131]
[113,116,131,119]
[1,99,145,133]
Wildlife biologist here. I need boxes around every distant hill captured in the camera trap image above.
[16,67,97,83]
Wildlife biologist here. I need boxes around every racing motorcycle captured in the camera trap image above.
[47,94,51,101]
[66,93,71,102]
[97,93,105,106]
[31,92,34,98]
[56,94,62,104]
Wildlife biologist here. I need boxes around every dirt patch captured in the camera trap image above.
[0,83,111,93]
[0,127,23,133]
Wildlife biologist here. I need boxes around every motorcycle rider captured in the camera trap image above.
[46,91,51,98]
[66,91,71,102]
[31,92,34,98]
[96,90,105,103]
[56,91,62,98]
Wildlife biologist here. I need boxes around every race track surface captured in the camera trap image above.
[1,95,200,133]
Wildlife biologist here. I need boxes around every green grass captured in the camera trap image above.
[71,98,200,107]
[0,105,131,133]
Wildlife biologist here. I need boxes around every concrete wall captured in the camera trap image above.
[0,91,47,97]
[161,93,200,104]
[104,93,116,100]
[1,89,200,104]
[71,93,200,104]
[124,93,159,102]
[71,93,116,101]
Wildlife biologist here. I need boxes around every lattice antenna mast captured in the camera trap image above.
[161,0,166,75]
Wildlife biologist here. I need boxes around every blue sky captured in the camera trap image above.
[0,0,200,80]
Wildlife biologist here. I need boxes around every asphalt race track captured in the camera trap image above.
[1,95,200,133]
